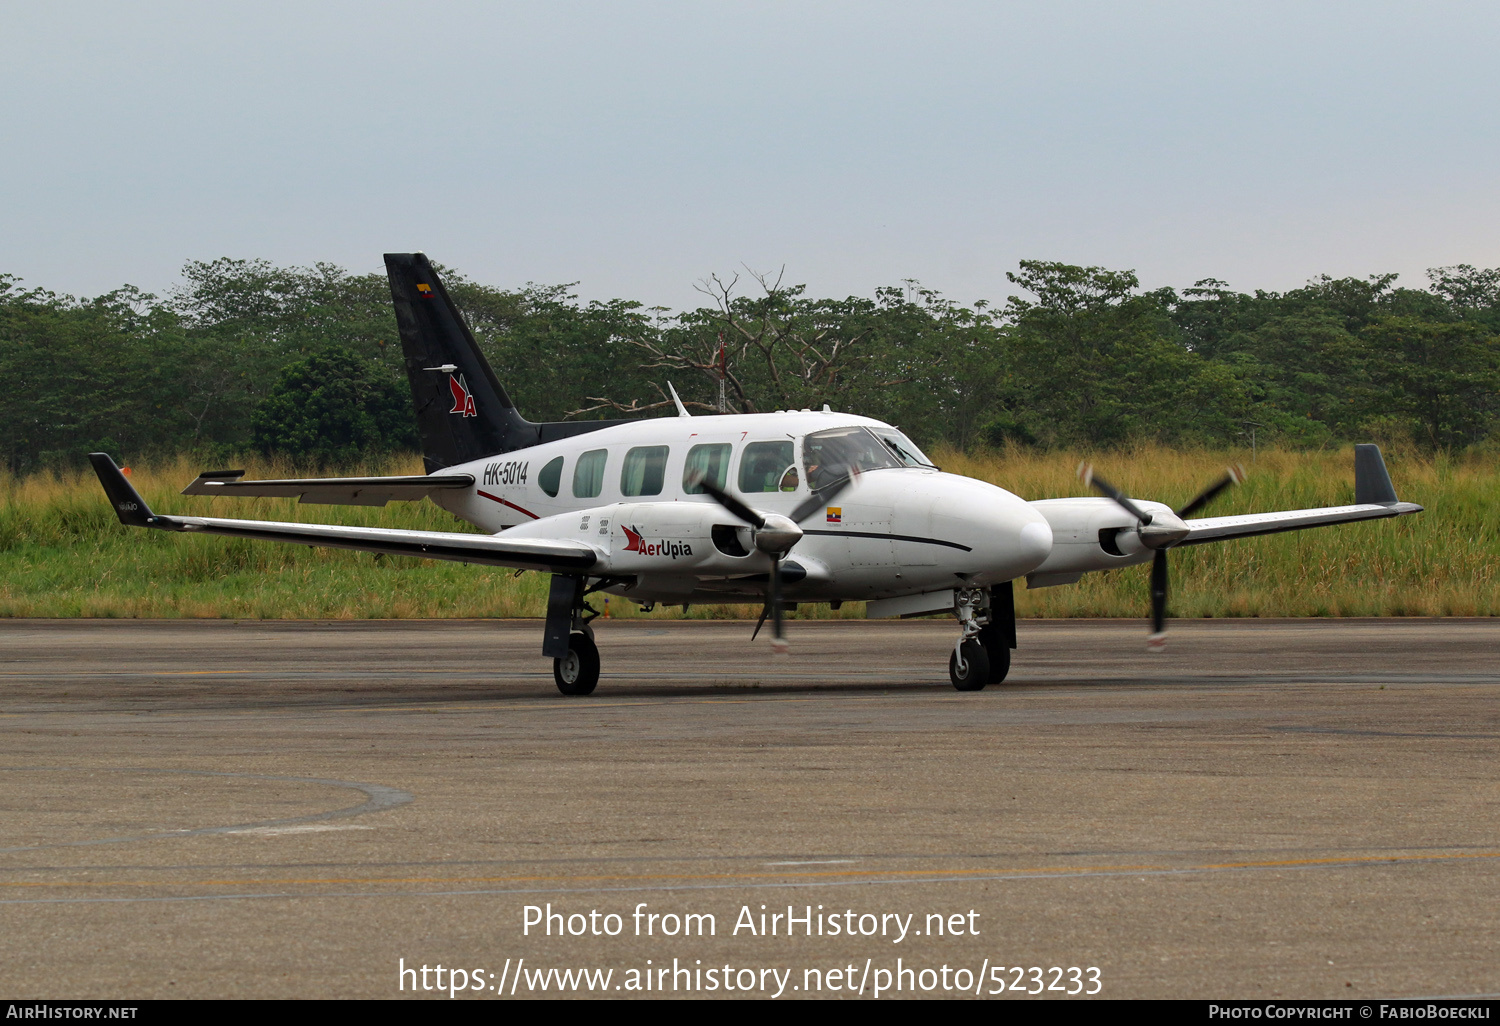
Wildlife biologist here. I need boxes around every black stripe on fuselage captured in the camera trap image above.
[801,529,972,552]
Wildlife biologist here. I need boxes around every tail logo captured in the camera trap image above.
[416,283,435,298]
[448,374,477,418]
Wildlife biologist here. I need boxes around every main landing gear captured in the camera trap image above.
[949,582,1016,691]
[553,631,600,696]
[544,574,609,696]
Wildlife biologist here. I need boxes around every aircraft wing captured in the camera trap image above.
[182,469,474,506]
[1178,444,1421,545]
[93,455,594,573]
[1178,500,1423,546]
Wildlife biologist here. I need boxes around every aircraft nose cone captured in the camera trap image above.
[938,479,1053,583]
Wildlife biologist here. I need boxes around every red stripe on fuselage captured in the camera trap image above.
[477,490,540,520]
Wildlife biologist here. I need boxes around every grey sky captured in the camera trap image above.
[3,1,1497,310]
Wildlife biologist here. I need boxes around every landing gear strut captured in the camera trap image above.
[949,582,1016,691]
[544,574,603,696]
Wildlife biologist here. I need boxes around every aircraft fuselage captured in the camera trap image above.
[431,410,1053,606]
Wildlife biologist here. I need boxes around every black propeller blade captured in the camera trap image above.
[1175,466,1245,519]
[689,464,856,654]
[1079,462,1244,650]
[693,476,766,530]
[746,555,787,655]
[789,468,858,524]
[1077,463,1154,525]
[769,556,786,653]
[1149,550,1168,649]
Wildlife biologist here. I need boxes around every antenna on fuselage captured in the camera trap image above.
[667,382,691,418]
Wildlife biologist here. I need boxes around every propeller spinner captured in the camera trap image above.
[1078,463,1244,651]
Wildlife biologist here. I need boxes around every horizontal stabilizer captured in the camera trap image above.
[181,470,474,506]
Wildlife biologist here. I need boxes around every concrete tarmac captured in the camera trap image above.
[0,617,1497,1000]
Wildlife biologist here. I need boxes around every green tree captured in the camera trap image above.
[1359,318,1500,449]
[997,261,1250,447]
[250,349,416,465]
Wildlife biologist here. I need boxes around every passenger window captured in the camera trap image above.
[572,449,608,498]
[621,445,669,496]
[538,456,564,498]
[683,443,732,494]
[738,440,796,493]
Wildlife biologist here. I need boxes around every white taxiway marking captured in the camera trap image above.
[228,825,375,837]
[763,859,857,866]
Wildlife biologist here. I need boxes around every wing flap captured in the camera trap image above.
[1180,501,1423,545]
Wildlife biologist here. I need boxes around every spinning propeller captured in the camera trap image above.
[1078,463,1244,651]
[690,466,858,654]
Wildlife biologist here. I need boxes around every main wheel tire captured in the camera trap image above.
[976,624,1012,685]
[553,632,600,696]
[948,639,989,691]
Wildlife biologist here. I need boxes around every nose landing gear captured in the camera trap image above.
[949,583,1016,691]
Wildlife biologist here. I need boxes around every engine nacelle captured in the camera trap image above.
[1026,496,1177,577]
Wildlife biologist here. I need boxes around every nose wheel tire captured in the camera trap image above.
[553,632,600,696]
[949,639,989,691]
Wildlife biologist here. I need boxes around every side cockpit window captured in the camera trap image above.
[869,427,936,469]
[803,426,901,489]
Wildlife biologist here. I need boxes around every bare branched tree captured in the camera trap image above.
[565,266,903,418]
[566,381,718,418]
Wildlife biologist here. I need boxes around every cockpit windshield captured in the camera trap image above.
[802,426,902,489]
[868,427,937,469]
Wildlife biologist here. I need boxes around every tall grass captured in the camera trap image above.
[0,446,1493,619]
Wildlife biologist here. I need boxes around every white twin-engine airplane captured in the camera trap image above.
[90,253,1424,695]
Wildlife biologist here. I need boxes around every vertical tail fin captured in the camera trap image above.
[385,253,534,472]
[384,253,632,473]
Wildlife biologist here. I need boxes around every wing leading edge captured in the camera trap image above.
[1180,500,1422,545]
[92,455,594,573]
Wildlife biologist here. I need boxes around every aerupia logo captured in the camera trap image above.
[621,525,694,558]
[448,374,477,417]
